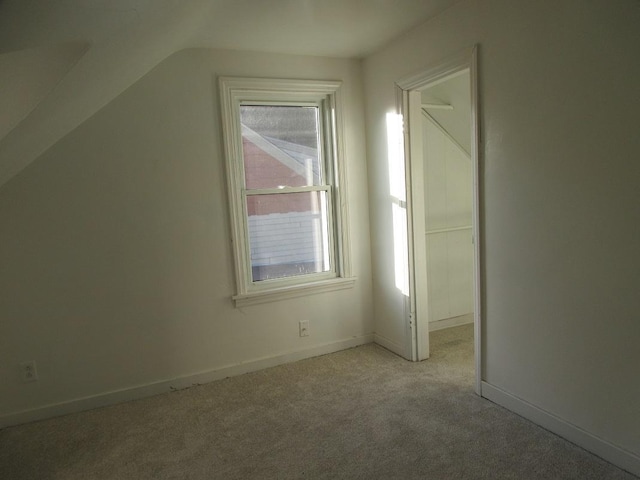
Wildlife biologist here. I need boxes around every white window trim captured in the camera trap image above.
[219,77,354,307]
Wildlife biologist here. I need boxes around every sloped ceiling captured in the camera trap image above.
[0,42,89,140]
[421,71,471,155]
[0,0,460,188]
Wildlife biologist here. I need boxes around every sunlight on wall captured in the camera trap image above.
[386,112,409,296]
[386,113,406,202]
[392,203,409,296]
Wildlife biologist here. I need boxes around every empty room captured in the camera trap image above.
[1,1,638,478]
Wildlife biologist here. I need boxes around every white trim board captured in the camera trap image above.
[429,313,473,332]
[373,333,407,358]
[421,108,470,158]
[1,334,373,429]
[482,382,640,477]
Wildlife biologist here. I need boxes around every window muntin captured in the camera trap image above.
[219,77,353,305]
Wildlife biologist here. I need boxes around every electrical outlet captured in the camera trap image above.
[20,361,38,383]
[299,320,310,337]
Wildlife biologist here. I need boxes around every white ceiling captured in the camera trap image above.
[0,0,461,187]
[188,0,461,58]
[0,0,461,58]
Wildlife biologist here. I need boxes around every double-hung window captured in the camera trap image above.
[219,78,354,306]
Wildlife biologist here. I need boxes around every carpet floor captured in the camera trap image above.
[1,324,636,479]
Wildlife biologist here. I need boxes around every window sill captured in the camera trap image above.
[232,277,356,308]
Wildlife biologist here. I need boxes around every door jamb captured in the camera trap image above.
[395,46,482,395]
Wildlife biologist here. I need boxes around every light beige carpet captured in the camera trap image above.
[1,324,636,479]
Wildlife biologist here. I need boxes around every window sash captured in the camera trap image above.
[240,213,338,289]
[242,187,336,286]
[243,185,330,196]
[238,104,336,289]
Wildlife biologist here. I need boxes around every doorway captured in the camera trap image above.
[421,72,473,333]
[396,47,481,394]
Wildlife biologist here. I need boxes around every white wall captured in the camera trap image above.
[364,0,640,467]
[423,115,473,324]
[0,48,373,424]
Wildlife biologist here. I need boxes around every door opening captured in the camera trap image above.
[396,47,481,394]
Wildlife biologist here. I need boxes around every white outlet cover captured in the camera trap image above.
[20,361,38,382]
[299,320,310,337]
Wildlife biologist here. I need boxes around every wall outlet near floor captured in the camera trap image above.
[299,320,310,337]
[20,360,38,382]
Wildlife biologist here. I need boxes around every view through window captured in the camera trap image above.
[240,105,331,282]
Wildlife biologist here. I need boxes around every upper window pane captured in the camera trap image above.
[240,105,322,189]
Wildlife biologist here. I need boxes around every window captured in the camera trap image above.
[219,78,354,306]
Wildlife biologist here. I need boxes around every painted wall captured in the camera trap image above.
[0,48,373,423]
[364,0,640,460]
[423,115,473,324]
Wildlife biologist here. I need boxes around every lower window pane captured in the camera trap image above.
[246,191,331,282]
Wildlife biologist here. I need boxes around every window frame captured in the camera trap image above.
[219,77,354,307]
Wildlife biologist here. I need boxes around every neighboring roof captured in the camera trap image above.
[241,125,321,184]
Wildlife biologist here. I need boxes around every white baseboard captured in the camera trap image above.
[481,382,640,477]
[429,313,473,332]
[373,333,407,358]
[0,334,374,429]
